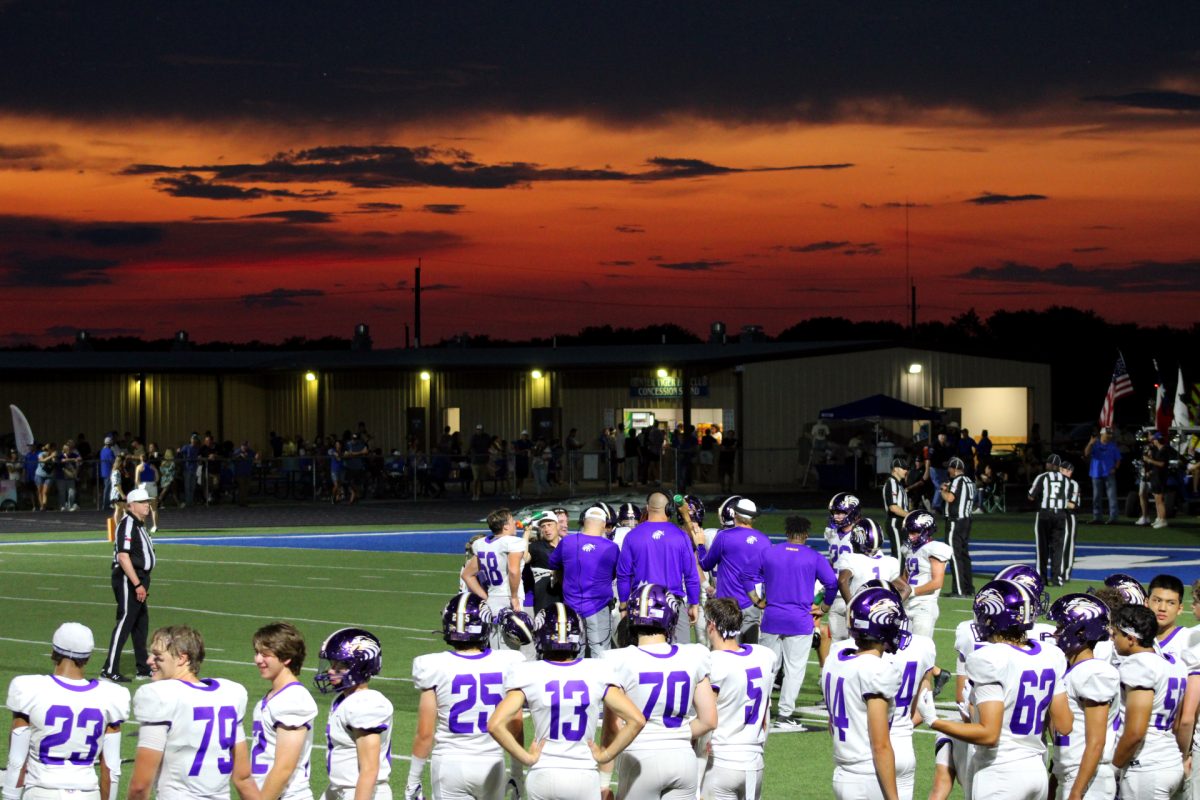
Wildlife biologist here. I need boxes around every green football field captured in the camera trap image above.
[0,511,1195,799]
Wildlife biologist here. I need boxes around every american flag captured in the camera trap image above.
[1099,352,1134,428]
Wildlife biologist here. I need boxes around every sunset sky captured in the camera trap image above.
[2,3,1198,347]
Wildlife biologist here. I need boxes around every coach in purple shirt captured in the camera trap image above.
[691,496,771,640]
[748,515,836,727]
[616,492,702,643]
[550,505,619,656]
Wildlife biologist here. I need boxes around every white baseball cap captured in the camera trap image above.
[126,488,151,503]
[538,512,559,525]
[584,506,609,522]
[733,498,760,517]
[52,622,95,659]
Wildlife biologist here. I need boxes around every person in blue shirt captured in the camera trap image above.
[1084,427,1122,524]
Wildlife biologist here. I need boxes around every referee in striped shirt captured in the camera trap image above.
[881,456,910,558]
[101,487,156,682]
[940,456,976,595]
[1028,453,1070,587]
[1060,460,1081,582]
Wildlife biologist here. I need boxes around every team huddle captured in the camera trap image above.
[6,493,1200,800]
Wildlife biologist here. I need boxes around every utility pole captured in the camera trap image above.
[414,260,422,349]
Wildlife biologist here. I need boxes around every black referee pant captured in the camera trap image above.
[104,569,150,676]
[887,517,905,559]
[947,517,974,595]
[1062,512,1077,582]
[1034,512,1067,585]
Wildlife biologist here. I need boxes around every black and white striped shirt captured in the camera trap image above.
[112,515,156,572]
[1066,478,1080,511]
[945,475,976,520]
[882,475,909,520]
[1029,471,1070,513]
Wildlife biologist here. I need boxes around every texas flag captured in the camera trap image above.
[1155,361,1173,434]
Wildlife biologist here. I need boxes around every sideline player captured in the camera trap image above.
[1147,573,1188,660]
[821,493,863,668]
[251,622,317,800]
[128,625,257,800]
[1046,594,1120,800]
[834,518,906,640]
[917,579,1069,800]
[885,597,936,800]
[3,623,129,800]
[1111,604,1186,799]
[313,628,393,800]
[900,510,953,696]
[407,593,526,800]
[602,583,717,800]
[700,598,779,800]
[462,509,528,647]
[821,586,910,800]
[489,603,645,800]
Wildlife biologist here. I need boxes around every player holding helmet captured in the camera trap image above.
[489,603,645,800]
[314,628,393,800]
[461,509,529,650]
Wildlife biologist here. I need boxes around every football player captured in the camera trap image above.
[1046,594,1120,800]
[250,622,317,800]
[1146,573,1188,659]
[700,598,779,800]
[313,628,393,800]
[3,623,129,800]
[821,586,909,800]
[1111,604,1186,799]
[883,590,936,800]
[834,518,906,641]
[900,510,954,696]
[127,625,256,800]
[602,583,717,800]
[407,593,526,800]
[612,502,641,549]
[821,493,863,668]
[461,509,528,650]
[917,579,1069,800]
[488,603,645,800]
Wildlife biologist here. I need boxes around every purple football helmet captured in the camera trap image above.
[850,518,884,556]
[1104,573,1147,606]
[857,578,902,600]
[627,582,681,640]
[902,509,938,549]
[718,495,742,528]
[994,564,1050,617]
[617,502,641,527]
[313,627,383,694]
[972,579,1038,640]
[828,492,862,530]
[533,603,583,656]
[442,592,494,644]
[496,608,535,650]
[1048,593,1111,656]
[674,494,706,528]
[847,586,911,653]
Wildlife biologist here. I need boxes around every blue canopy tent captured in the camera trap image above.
[812,394,940,491]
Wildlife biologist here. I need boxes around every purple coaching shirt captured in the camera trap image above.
[756,541,838,636]
[697,526,770,609]
[615,520,701,605]
[547,533,619,617]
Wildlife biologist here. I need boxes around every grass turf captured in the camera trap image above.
[0,510,1194,799]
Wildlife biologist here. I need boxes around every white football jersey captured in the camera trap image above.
[5,674,130,790]
[822,640,902,775]
[955,621,1056,665]
[602,643,711,752]
[824,525,854,567]
[250,681,317,799]
[836,552,901,597]
[1050,658,1120,778]
[1156,625,1189,661]
[472,534,528,605]
[1118,651,1187,771]
[885,634,937,738]
[503,657,617,770]
[612,526,633,550]
[324,688,393,789]
[708,644,779,770]
[901,539,953,607]
[412,649,526,759]
[133,677,249,800]
[1182,642,1200,754]
[966,640,1066,769]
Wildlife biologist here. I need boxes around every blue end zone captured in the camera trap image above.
[153,529,1200,584]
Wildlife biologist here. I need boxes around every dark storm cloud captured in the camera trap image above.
[0,253,120,287]
[127,148,848,191]
[243,210,335,224]
[0,142,64,169]
[966,192,1048,206]
[422,204,465,215]
[1072,246,1107,254]
[241,288,326,308]
[356,202,404,212]
[960,259,1200,293]
[152,173,337,201]
[656,260,733,272]
[73,225,164,246]
[2,5,1198,126]
[1084,91,1200,111]
[789,241,850,253]
[615,225,645,234]
[599,260,635,266]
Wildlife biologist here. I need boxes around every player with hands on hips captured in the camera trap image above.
[821,585,911,800]
[3,622,129,800]
[251,623,318,800]
[313,628,393,800]
[407,593,527,800]
[915,579,1069,800]
[488,602,645,800]
[1045,594,1120,800]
